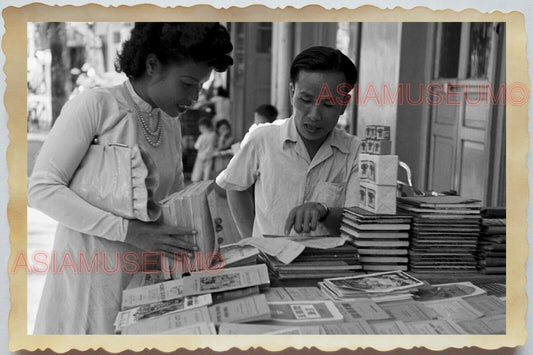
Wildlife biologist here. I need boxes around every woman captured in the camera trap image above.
[28,22,233,334]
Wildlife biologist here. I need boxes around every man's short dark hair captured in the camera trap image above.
[255,104,279,123]
[289,46,358,88]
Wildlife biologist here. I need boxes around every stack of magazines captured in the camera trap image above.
[115,264,271,334]
[260,243,363,280]
[340,207,412,272]
[476,207,506,274]
[318,270,425,302]
[397,196,482,274]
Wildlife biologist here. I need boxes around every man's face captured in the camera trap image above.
[289,70,349,145]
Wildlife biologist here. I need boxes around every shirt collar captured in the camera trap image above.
[124,79,159,114]
[280,116,352,154]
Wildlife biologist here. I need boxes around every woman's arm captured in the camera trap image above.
[28,90,130,242]
[226,186,255,239]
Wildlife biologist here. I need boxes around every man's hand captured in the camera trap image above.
[284,202,328,235]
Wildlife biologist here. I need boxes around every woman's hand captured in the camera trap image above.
[284,202,328,235]
[124,219,198,258]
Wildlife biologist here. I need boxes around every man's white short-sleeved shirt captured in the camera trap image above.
[216,117,361,238]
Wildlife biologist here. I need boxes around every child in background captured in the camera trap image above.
[254,104,279,125]
[240,104,281,147]
[191,117,217,182]
[212,119,234,177]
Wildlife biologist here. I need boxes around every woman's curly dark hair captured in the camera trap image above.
[115,22,233,78]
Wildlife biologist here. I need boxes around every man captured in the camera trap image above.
[216,46,361,239]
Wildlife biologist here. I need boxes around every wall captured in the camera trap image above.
[356,23,402,154]
[396,22,434,191]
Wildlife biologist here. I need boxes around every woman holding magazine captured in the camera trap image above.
[28,22,233,334]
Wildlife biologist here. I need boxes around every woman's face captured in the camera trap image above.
[146,60,212,117]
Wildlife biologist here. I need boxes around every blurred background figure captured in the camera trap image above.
[210,86,231,123]
[253,103,279,125]
[212,119,234,177]
[239,104,281,147]
[191,117,217,182]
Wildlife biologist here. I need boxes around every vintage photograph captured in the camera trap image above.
[5,3,527,351]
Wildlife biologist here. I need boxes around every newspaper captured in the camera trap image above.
[208,294,271,325]
[462,294,506,316]
[218,323,321,335]
[266,300,344,324]
[121,306,211,334]
[457,314,506,334]
[423,297,485,322]
[335,301,390,321]
[320,320,374,334]
[403,319,466,334]
[159,322,217,335]
[370,320,410,334]
[377,300,438,323]
[122,264,270,309]
[114,294,212,333]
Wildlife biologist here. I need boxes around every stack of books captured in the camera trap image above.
[259,244,363,280]
[340,207,412,272]
[159,180,218,276]
[476,207,506,274]
[397,196,482,274]
[318,270,425,302]
[115,264,271,334]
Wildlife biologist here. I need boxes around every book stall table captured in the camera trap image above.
[115,264,506,335]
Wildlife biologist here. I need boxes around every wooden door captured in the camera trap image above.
[427,23,504,205]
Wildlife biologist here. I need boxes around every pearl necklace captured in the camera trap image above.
[127,90,163,147]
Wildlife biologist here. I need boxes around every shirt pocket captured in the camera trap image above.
[313,181,346,207]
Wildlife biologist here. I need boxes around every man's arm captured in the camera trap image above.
[283,202,342,235]
[227,185,255,239]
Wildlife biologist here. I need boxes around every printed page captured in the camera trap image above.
[335,301,390,321]
[121,278,184,310]
[377,300,438,322]
[159,322,217,335]
[320,320,374,334]
[457,314,506,334]
[121,306,211,334]
[423,298,485,322]
[185,263,270,295]
[403,319,466,334]
[114,294,212,332]
[369,320,410,334]
[218,323,321,335]
[263,287,293,302]
[208,294,271,324]
[461,294,506,316]
[284,287,329,301]
[267,300,344,324]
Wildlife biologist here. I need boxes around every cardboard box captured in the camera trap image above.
[366,125,376,139]
[358,181,397,214]
[360,153,398,185]
[360,139,367,153]
[376,126,391,140]
[373,139,392,155]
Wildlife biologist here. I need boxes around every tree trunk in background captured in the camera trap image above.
[47,22,70,127]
